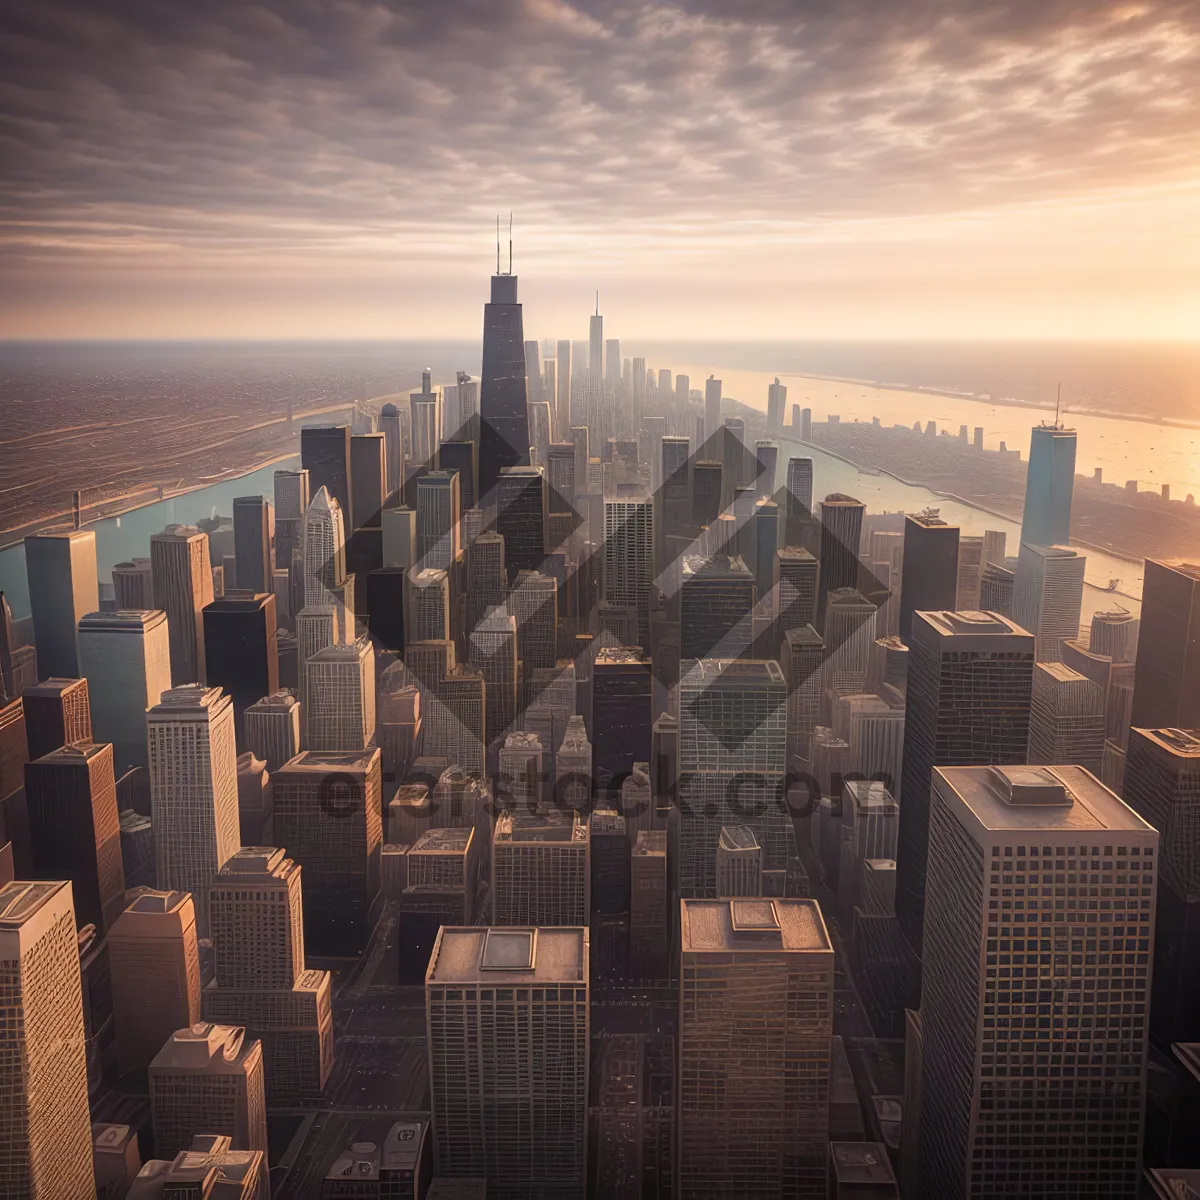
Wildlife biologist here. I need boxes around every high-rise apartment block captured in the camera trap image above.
[416,470,461,570]
[899,513,959,642]
[270,748,382,953]
[151,525,214,685]
[678,898,833,1200]
[0,879,95,1199]
[896,611,1034,946]
[603,499,653,640]
[243,689,300,772]
[77,609,171,772]
[492,811,589,926]
[915,764,1154,1199]
[147,685,241,926]
[149,1023,268,1161]
[679,554,755,660]
[108,889,201,1078]
[24,740,124,931]
[24,530,99,679]
[426,926,588,1199]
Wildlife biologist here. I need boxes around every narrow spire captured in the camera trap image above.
[1055,382,1061,426]
[496,215,500,275]
[508,212,513,275]
[595,290,599,317]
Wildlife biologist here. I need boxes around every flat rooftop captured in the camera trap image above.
[916,610,1032,643]
[494,811,586,843]
[276,749,379,773]
[1037,661,1090,685]
[680,658,785,685]
[427,926,587,984]
[1132,727,1200,759]
[410,828,472,854]
[719,824,759,851]
[935,764,1157,835]
[681,898,831,954]
[830,1141,897,1185]
[0,880,70,928]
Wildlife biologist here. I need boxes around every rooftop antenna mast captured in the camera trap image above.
[595,290,599,317]
[1055,382,1062,427]
[496,215,500,275]
[508,212,513,275]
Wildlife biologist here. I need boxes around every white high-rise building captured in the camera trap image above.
[77,608,172,772]
[916,764,1156,1199]
[823,588,877,696]
[406,568,451,644]
[150,525,213,685]
[147,685,241,927]
[1014,542,1086,663]
[25,530,100,680]
[305,638,375,752]
[0,880,95,1199]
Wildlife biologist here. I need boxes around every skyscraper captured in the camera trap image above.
[895,611,1034,949]
[492,811,590,926]
[24,531,99,679]
[784,457,814,546]
[111,557,154,610]
[108,889,201,1078]
[507,570,557,671]
[149,1023,268,1161]
[302,486,347,612]
[232,496,273,595]
[766,377,787,431]
[469,606,518,755]
[775,546,819,635]
[956,534,984,610]
[818,494,865,623]
[301,425,352,518]
[604,338,621,387]
[405,568,451,645]
[704,376,722,441]
[495,466,546,578]
[1028,661,1105,773]
[593,647,653,800]
[823,587,877,695]
[22,675,91,760]
[679,554,755,660]
[350,431,387,532]
[305,638,375,751]
[1131,560,1200,729]
[203,846,333,1105]
[1014,542,1086,663]
[151,525,214,685]
[415,470,461,570]
[589,305,604,380]
[677,898,832,1200]
[1020,423,1077,549]
[603,499,653,642]
[915,765,1154,1199]
[479,269,531,502]
[243,689,301,772]
[1122,726,1200,1048]
[270,748,382,953]
[147,685,241,927]
[77,609,171,773]
[378,404,403,501]
[426,926,589,1198]
[437,439,478,515]
[556,340,572,434]
[410,373,440,474]
[24,740,124,931]
[899,513,959,642]
[0,879,95,1199]
[202,595,279,740]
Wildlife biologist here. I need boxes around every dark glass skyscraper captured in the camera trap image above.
[301,425,352,519]
[202,595,280,741]
[1131,559,1200,730]
[479,272,531,503]
[899,513,960,641]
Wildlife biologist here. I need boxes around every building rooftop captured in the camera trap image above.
[829,1141,897,1185]
[150,684,229,714]
[1131,727,1200,759]
[275,748,379,774]
[681,898,831,953]
[681,553,754,580]
[502,731,543,752]
[123,889,192,917]
[24,676,87,698]
[31,740,107,765]
[494,811,586,843]
[827,587,873,608]
[778,545,817,562]
[935,764,1157,835]
[907,512,950,529]
[590,808,626,835]
[0,879,70,928]
[844,779,897,810]
[633,830,666,856]
[216,846,296,882]
[785,624,824,649]
[410,828,472,854]
[427,926,587,984]
[680,658,785,686]
[204,594,272,614]
[1022,543,1081,559]
[151,1023,251,1071]
[916,610,1033,643]
[719,825,759,851]
[1037,661,1090,685]
[822,493,863,507]
[79,609,167,632]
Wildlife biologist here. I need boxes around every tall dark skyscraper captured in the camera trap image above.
[202,595,279,741]
[899,512,960,641]
[895,611,1034,950]
[495,466,546,580]
[1131,559,1200,729]
[301,425,353,519]
[818,493,865,625]
[593,647,653,800]
[232,495,273,595]
[478,267,531,503]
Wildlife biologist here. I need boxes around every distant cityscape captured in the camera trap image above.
[4,254,1200,1199]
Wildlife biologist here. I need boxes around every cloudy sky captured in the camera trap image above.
[3,0,1200,340]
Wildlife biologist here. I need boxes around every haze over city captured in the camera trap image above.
[4,0,1200,340]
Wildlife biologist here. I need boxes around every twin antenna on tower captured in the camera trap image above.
[496,214,513,275]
